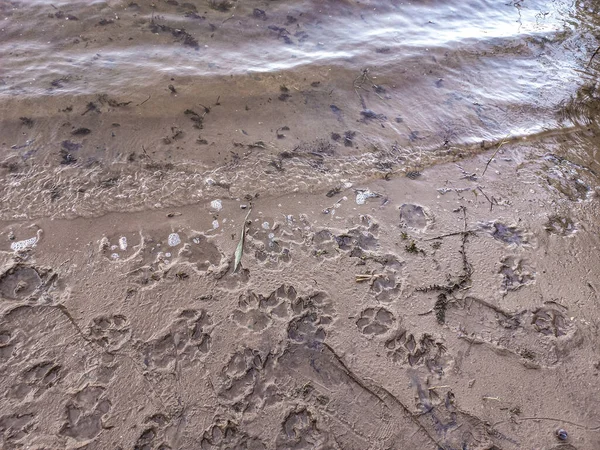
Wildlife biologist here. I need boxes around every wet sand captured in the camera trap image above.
[2,1,600,449]
[2,140,600,449]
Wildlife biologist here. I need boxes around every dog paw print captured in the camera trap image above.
[544,214,576,236]
[288,312,331,345]
[385,331,446,373]
[232,285,297,332]
[134,413,174,450]
[248,219,298,266]
[531,307,571,337]
[218,348,267,405]
[9,360,62,401]
[276,408,332,449]
[0,329,15,361]
[87,314,131,351]
[0,413,35,446]
[500,257,535,292]
[0,265,43,301]
[480,221,527,246]
[59,385,111,442]
[310,230,338,259]
[201,418,266,450]
[356,307,395,336]
[142,309,212,371]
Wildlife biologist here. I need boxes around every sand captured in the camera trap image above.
[2,0,600,449]
[1,138,600,449]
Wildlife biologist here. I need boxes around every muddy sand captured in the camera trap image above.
[1,141,600,449]
[2,0,600,449]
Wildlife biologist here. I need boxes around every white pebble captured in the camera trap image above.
[119,236,127,251]
[262,222,270,230]
[210,199,223,211]
[168,233,181,247]
[212,220,220,229]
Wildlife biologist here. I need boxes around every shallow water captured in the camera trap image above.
[1,0,599,218]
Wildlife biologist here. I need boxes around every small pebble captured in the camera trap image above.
[168,233,181,247]
[556,429,568,441]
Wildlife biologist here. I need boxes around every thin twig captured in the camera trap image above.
[425,230,476,241]
[587,44,600,68]
[141,145,153,161]
[139,94,151,106]
[477,187,497,212]
[482,135,510,176]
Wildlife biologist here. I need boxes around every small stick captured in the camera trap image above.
[477,187,496,212]
[482,135,510,176]
[425,230,475,241]
[588,44,600,68]
[141,145,153,161]
[139,94,151,106]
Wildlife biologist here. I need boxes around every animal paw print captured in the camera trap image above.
[356,307,395,336]
[335,228,378,253]
[545,214,576,236]
[126,230,222,286]
[276,408,333,449]
[232,285,297,332]
[287,292,334,345]
[0,413,35,446]
[248,218,299,266]
[134,413,173,450]
[499,257,535,292]
[287,312,331,345]
[480,221,527,246]
[59,385,111,441]
[532,307,571,337]
[0,328,18,362]
[200,418,266,450]
[218,348,267,406]
[310,230,338,259]
[0,265,43,301]
[385,331,446,374]
[142,309,212,371]
[400,203,433,231]
[87,314,131,351]
[9,360,62,401]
